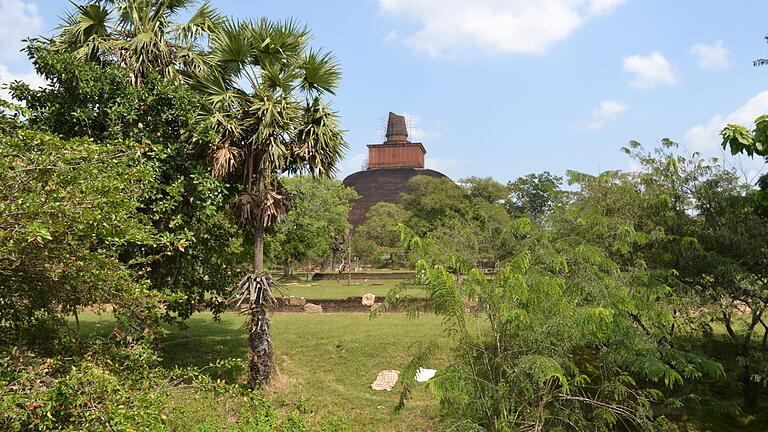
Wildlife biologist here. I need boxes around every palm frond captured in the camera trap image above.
[55,0,215,83]
[259,62,300,94]
[293,99,346,176]
[249,18,307,68]
[300,49,340,95]
[210,145,241,178]
[56,2,111,59]
[208,20,253,77]
[174,1,223,46]
[230,189,289,228]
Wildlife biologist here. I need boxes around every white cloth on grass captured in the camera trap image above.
[414,368,437,382]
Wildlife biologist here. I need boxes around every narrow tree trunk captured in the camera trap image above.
[347,244,352,287]
[248,298,274,387]
[741,339,758,412]
[743,361,758,412]
[253,221,264,272]
[73,309,80,336]
[741,310,762,412]
[247,166,275,388]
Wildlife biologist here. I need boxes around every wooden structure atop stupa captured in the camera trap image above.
[343,112,448,226]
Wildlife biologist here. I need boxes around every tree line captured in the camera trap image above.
[1,0,347,429]
[363,140,768,430]
[2,0,768,430]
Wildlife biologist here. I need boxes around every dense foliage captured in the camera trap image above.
[0,128,155,349]
[384,140,768,430]
[0,339,326,432]
[0,0,350,428]
[353,174,553,270]
[268,176,358,273]
[352,202,409,267]
[9,42,244,321]
[391,249,721,431]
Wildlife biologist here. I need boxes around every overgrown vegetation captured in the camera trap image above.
[3,0,768,430]
[382,140,768,430]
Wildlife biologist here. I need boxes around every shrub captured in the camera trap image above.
[1,340,303,432]
[0,342,167,431]
[0,128,157,349]
[390,248,723,431]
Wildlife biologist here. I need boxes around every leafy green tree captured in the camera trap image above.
[400,175,519,269]
[185,18,345,387]
[0,128,156,349]
[720,115,768,213]
[390,241,722,431]
[401,175,474,234]
[461,177,522,267]
[628,141,768,412]
[506,171,566,219]
[9,43,243,322]
[268,176,357,274]
[352,202,408,267]
[55,0,222,86]
[462,176,508,203]
[720,115,768,158]
[561,139,768,412]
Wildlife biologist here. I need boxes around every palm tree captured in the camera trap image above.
[184,18,345,387]
[55,0,222,86]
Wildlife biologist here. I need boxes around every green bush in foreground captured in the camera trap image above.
[0,338,322,432]
[1,340,167,431]
[0,127,157,349]
[390,242,723,431]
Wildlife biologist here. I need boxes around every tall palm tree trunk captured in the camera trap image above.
[247,166,275,387]
[247,286,274,386]
[253,220,265,272]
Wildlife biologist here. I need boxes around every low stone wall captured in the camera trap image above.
[310,271,499,281]
[311,272,414,281]
[274,296,426,313]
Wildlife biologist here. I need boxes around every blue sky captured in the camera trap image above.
[2,0,768,184]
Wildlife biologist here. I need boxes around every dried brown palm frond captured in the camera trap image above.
[230,188,289,228]
[230,273,276,314]
[230,272,277,386]
[210,145,242,178]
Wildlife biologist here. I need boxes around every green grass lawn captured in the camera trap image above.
[276,279,423,299]
[76,311,447,432]
[71,310,768,432]
[305,270,414,275]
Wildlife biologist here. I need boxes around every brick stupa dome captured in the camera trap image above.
[343,112,448,226]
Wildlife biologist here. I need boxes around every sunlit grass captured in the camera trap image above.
[277,279,423,299]
[71,309,768,432]
[74,311,447,431]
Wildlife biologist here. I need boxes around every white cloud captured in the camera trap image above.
[0,63,46,101]
[581,99,630,130]
[377,0,628,57]
[0,0,43,63]
[336,152,368,179]
[425,157,460,173]
[383,30,400,43]
[0,0,44,102]
[409,127,440,141]
[690,40,731,70]
[402,112,441,141]
[684,90,768,153]
[587,0,627,15]
[622,51,679,88]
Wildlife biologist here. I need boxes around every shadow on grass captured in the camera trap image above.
[158,315,248,374]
